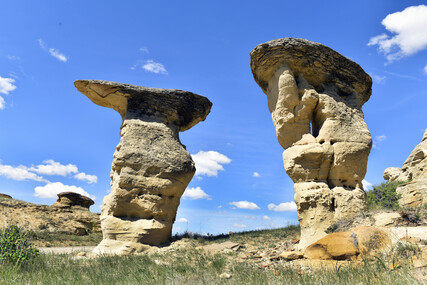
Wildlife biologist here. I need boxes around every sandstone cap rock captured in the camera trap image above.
[250,38,372,104]
[74,80,212,131]
[52,191,94,209]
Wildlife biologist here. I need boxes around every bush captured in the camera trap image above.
[0,225,39,266]
[366,181,406,210]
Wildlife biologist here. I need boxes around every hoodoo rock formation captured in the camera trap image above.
[52,192,95,210]
[75,80,212,255]
[384,129,427,208]
[250,38,373,248]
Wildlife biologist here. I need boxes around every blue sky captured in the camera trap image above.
[0,1,426,235]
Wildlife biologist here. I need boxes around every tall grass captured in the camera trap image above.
[0,247,419,284]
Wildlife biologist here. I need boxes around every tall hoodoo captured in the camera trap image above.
[75,80,212,255]
[250,38,373,248]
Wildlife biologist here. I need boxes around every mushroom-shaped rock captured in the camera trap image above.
[52,192,94,209]
[250,38,373,249]
[75,80,212,255]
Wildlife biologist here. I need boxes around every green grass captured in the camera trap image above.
[0,249,420,285]
[173,225,300,245]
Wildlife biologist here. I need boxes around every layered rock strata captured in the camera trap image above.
[250,38,372,248]
[75,80,212,254]
[384,129,427,207]
[52,192,95,210]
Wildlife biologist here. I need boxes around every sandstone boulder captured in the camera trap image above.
[75,80,212,255]
[250,38,372,248]
[304,226,391,260]
[383,129,427,207]
[52,192,94,210]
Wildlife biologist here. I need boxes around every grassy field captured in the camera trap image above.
[0,247,420,284]
[0,225,423,285]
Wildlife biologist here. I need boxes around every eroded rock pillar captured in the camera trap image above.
[75,80,212,254]
[250,38,373,248]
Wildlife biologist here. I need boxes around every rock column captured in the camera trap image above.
[75,80,212,254]
[250,38,373,248]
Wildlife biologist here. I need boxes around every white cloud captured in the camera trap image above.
[142,60,168,74]
[0,76,17,110]
[233,223,247,228]
[376,135,387,142]
[38,39,68,62]
[182,187,211,200]
[268,202,297,212]
[0,76,17,95]
[253,172,260,177]
[262,215,271,220]
[192,151,231,177]
[229,201,260,210]
[48,48,68,62]
[362,179,373,190]
[177,218,189,223]
[424,64,427,74]
[29,160,78,176]
[368,5,427,62]
[139,47,149,53]
[34,182,94,199]
[0,164,48,182]
[74,172,98,184]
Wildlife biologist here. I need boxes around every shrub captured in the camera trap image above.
[0,225,39,266]
[366,181,405,210]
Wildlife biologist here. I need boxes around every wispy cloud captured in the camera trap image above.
[229,201,260,210]
[268,202,297,212]
[424,64,427,74]
[368,5,427,63]
[38,39,68,62]
[233,223,247,228]
[375,135,387,142]
[139,47,149,53]
[142,60,168,74]
[370,73,386,84]
[34,182,94,199]
[182,187,211,200]
[7,55,20,61]
[262,215,271,220]
[362,179,373,190]
[192,151,231,177]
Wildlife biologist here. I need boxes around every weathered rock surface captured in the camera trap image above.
[384,129,427,207]
[304,226,391,260]
[0,195,100,236]
[52,192,95,210]
[75,80,212,255]
[250,38,372,248]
